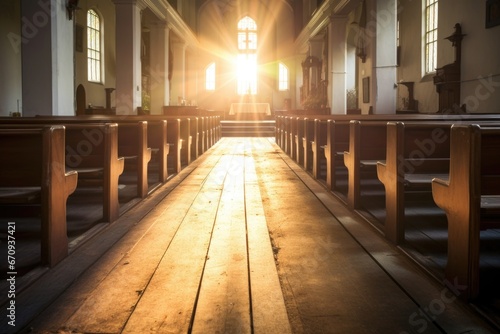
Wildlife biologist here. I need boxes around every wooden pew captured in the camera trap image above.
[215,114,221,142]
[103,115,182,175]
[120,116,180,175]
[0,121,125,223]
[275,115,283,148]
[432,124,500,300]
[89,116,175,181]
[312,118,328,180]
[197,116,205,155]
[288,115,351,193]
[284,114,500,165]
[324,119,350,193]
[291,115,335,171]
[0,126,78,266]
[189,117,199,161]
[3,116,152,199]
[285,116,294,154]
[145,120,169,183]
[377,122,452,244]
[64,123,125,223]
[289,117,298,161]
[302,118,315,172]
[343,120,387,209]
[342,115,500,209]
[294,117,305,166]
[42,115,183,177]
[281,116,288,154]
[166,117,182,174]
[323,116,433,199]
[281,115,289,151]
[116,121,152,198]
[207,116,214,149]
[110,115,193,175]
[180,118,192,167]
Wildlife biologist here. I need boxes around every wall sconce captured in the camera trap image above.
[356,34,367,63]
[67,0,80,20]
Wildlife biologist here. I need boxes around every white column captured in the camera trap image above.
[372,0,397,114]
[171,40,187,105]
[21,0,74,116]
[113,0,144,115]
[329,15,348,115]
[149,22,170,114]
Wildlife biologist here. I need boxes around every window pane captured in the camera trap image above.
[206,63,215,90]
[238,16,257,31]
[238,32,246,50]
[87,10,102,82]
[237,54,257,95]
[237,16,258,95]
[248,33,257,50]
[424,0,438,74]
[279,63,289,91]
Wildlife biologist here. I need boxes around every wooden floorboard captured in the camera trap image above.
[254,142,445,333]
[2,138,498,334]
[191,153,251,333]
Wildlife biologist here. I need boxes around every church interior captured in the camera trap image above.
[1,0,500,332]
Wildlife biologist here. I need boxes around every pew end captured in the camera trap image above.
[432,124,500,301]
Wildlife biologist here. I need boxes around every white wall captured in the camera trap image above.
[74,0,116,109]
[454,1,500,113]
[397,0,500,113]
[397,0,438,112]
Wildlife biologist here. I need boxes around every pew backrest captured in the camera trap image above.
[0,125,78,266]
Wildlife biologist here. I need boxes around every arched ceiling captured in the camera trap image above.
[198,0,294,16]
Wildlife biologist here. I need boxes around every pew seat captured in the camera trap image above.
[404,173,448,187]
[0,187,41,203]
[377,122,452,244]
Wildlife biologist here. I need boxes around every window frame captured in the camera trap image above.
[87,9,103,84]
[236,16,258,95]
[423,0,438,75]
[278,62,289,91]
[205,62,216,91]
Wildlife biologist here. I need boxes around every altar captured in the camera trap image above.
[229,103,271,116]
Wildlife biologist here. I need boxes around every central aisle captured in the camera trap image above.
[12,138,495,333]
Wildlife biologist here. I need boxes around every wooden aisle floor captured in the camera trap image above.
[3,138,498,334]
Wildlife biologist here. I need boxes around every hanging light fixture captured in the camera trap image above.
[67,0,80,20]
[355,0,367,63]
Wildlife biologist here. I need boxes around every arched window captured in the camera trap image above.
[236,16,257,95]
[206,62,216,91]
[87,9,102,83]
[278,63,289,91]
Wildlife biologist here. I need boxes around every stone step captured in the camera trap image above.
[221,120,276,137]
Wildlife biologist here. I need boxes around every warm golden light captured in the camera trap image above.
[237,16,258,95]
[237,54,257,95]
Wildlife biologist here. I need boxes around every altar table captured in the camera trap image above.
[229,103,271,115]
